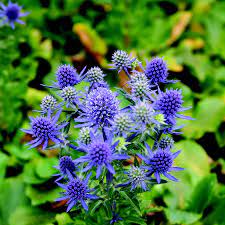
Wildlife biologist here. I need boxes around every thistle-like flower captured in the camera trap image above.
[129,72,151,99]
[56,64,80,89]
[159,136,174,150]
[75,87,119,129]
[112,113,133,137]
[0,2,29,29]
[40,95,58,114]
[75,133,128,178]
[110,50,134,74]
[138,143,183,183]
[61,86,79,108]
[155,89,192,121]
[117,166,150,191]
[56,172,98,211]
[21,110,67,150]
[53,156,77,181]
[145,57,169,85]
[85,67,105,83]
[78,127,91,145]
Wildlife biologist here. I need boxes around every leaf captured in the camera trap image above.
[186,174,217,213]
[9,206,56,225]
[182,97,225,139]
[120,191,142,216]
[0,152,8,180]
[164,208,202,225]
[0,177,28,225]
[25,185,60,206]
[55,213,73,225]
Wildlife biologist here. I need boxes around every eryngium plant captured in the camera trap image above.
[22,50,193,224]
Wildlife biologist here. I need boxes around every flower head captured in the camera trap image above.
[129,72,151,99]
[21,110,67,150]
[145,57,168,84]
[159,136,174,150]
[54,156,77,181]
[0,2,29,29]
[56,64,80,89]
[75,87,119,128]
[75,133,128,178]
[61,86,79,108]
[138,144,183,183]
[85,67,105,83]
[110,50,133,73]
[112,113,133,137]
[56,172,98,211]
[155,89,183,119]
[78,127,91,145]
[40,95,57,114]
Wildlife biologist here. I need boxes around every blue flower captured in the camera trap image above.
[84,67,105,83]
[110,50,134,74]
[155,89,192,121]
[56,172,98,211]
[21,110,67,150]
[75,132,128,178]
[117,166,151,191]
[110,202,123,224]
[40,95,58,114]
[61,86,79,108]
[112,113,133,137]
[75,87,119,129]
[159,136,174,150]
[128,72,152,99]
[78,127,91,145]
[0,1,29,29]
[138,143,184,183]
[53,156,77,181]
[144,57,169,85]
[88,80,109,92]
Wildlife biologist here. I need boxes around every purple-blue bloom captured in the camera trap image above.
[56,172,98,211]
[110,50,134,74]
[159,136,174,150]
[21,110,67,150]
[75,87,119,129]
[39,95,58,114]
[61,86,79,108]
[138,143,183,183]
[0,1,29,29]
[84,66,105,83]
[74,132,128,178]
[144,57,169,85]
[53,156,77,182]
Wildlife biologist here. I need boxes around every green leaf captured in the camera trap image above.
[0,177,28,225]
[55,213,73,225]
[120,191,142,216]
[187,174,217,213]
[25,185,60,206]
[9,206,56,225]
[164,208,202,225]
[0,152,8,180]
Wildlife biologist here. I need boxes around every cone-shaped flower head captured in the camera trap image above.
[111,50,133,73]
[138,144,183,184]
[129,72,150,99]
[61,86,79,107]
[78,127,91,145]
[75,133,128,178]
[0,2,29,29]
[159,136,174,150]
[40,95,57,113]
[145,57,168,84]
[56,64,79,89]
[75,87,119,128]
[86,67,105,83]
[113,113,133,137]
[155,89,183,119]
[21,110,67,150]
[56,172,98,212]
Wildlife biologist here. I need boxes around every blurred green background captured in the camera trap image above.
[0,0,225,224]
